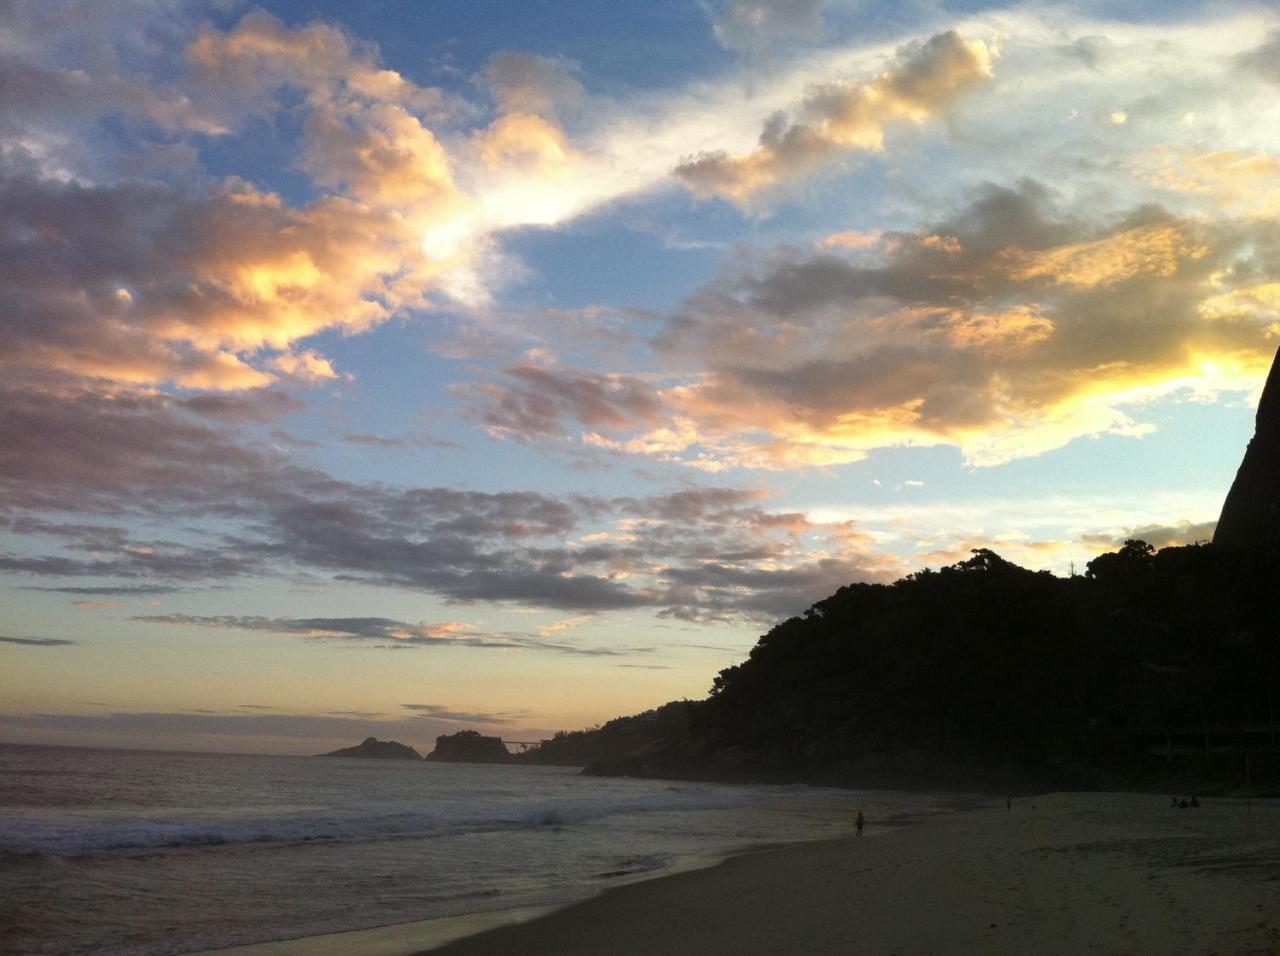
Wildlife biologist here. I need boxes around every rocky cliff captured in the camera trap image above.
[425,730,511,763]
[321,736,422,759]
[1215,345,1280,550]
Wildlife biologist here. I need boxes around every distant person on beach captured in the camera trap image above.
[1189,796,1200,808]
[1006,796,1011,812]
[1179,799,1189,808]
[855,811,865,837]
[1171,796,1178,808]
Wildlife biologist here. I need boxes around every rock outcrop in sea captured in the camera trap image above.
[1215,345,1280,550]
[320,737,422,759]
[425,730,511,763]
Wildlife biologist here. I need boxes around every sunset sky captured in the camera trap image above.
[3,0,1279,754]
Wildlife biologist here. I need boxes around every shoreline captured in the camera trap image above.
[187,793,983,956]
[192,791,1280,956]
[424,791,1279,955]
[187,841,811,956]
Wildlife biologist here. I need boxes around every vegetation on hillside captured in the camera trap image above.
[516,700,697,767]
[535,541,1280,789]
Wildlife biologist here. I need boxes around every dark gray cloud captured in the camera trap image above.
[0,544,261,582]
[1058,35,1111,70]
[25,584,183,596]
[0,635,77,647]
[461,363,665,441]
[0,383,317,515]
[1236,30,1280,85]
[401,703,527,724]
[2,380,886,620]
[130,614,657,656]
[342,433,459,449]
[343,433,408,447]
[176,390,305,422]
[1079,520,1217,551]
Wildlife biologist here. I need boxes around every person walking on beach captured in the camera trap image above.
[855,811,865,837]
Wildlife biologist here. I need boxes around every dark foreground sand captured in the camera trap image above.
[425,792,1279,956]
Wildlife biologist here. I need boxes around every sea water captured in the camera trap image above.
[0,744,943,955]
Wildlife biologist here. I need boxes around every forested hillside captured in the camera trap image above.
[553,542,1280,790]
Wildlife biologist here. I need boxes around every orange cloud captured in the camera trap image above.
[1133,148,1280,218]
[477,113,576,173]
[474,184,1279,471]
[1000,224,1209,289]
[2,13,473,393]
[815,229,880,250]
[675,30,995,203]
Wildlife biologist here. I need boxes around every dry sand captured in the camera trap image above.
[425,792,1280,955]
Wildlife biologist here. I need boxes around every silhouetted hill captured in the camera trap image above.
[563,349,1280,792]
[426,730,511,763]
[321,737,422,759]
[1216,344,1280,550]
[573,544,1280,792]
[513,701,697,767]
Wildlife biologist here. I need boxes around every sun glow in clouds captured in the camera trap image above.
[2,0,1278,752]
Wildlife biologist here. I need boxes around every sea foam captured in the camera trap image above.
[0,786,748,855]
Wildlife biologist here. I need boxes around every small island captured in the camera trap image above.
[320,736,422,759]
[426,730,512,763]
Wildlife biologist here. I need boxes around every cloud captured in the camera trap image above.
[457,178,1279,474]
[0,161,445,391]
[999,224,1209,289]
[1235,30,1280,85]
[130,613,652,655]
[25,585,183,596]
[134,614,472,642]
[637,182,1280,469]
[706,0,830,56]
[0,9,478,395]
[176,390,305,422]
[675,30,995,203]
[461,363,667,441]
[1078,520,1217,551]
[342,432,458,449]
[401,703,527,724]
[0,635,77,647]
[343,433,408,448]
[482,53,584,118]
[0,547,260,582]
[13,468,889,623]
[1132,148,1280,219]
[0,383,318,516]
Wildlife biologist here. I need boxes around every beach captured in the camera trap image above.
[426,792,1279,955]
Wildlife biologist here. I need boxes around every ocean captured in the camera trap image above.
[0,743,943,955]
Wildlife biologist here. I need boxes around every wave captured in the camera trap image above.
[0,786,748,856]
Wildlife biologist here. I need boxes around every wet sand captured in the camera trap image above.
[425,792,1280,955]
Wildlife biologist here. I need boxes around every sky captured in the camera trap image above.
[2,0,1278,755]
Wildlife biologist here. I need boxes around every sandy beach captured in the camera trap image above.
[423,792,1279,955]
